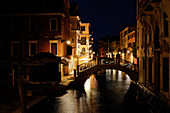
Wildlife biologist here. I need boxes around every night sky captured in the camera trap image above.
[70,0,137,50]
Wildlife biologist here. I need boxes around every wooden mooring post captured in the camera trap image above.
[18,68,26,113]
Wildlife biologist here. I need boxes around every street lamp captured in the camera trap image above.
[67,40,71,45]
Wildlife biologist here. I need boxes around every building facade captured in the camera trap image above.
[111,41,120,59]
[98,40,108,58]
[137,0,170,106]
[78,23,92,64]
[69,4,93,72]
[0,0,72,86]
[70,16,81,70]
[120,25,136,63]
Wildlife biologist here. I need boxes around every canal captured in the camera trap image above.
[28,69,150,113]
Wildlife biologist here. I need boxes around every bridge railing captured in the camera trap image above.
[77,60,96,73]
[77,57,139,74]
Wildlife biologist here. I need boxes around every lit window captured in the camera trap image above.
[11,41,19,57]
[29,41,37,56]
[50,18,58,31]
[49,40,58,55]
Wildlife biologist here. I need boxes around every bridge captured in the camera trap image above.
[68,59,139,89]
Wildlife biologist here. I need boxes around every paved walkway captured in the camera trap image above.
[60,74,75,86]
[0,75,74,113]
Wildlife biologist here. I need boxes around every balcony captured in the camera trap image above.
[78,40,86,45]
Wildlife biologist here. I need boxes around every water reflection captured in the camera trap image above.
[83,69,131,112]
[28,69,137,113]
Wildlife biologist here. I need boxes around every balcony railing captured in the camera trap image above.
[78,40,86,45]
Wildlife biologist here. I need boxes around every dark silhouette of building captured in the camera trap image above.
[0,0,71,86]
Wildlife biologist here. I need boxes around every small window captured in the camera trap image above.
[49,40,58,55]
[11,42,19,57]
[81,37,86,45]
[29,41,37,56]
[51,43,57,55]
[29,19,37,32]
[81,37,86,41]
[81,26,85,31]
[50,18,58,31]
[82,48,85,52]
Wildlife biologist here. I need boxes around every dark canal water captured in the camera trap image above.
[28,69,150,113]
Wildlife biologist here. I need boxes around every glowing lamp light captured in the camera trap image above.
[67,40,71,44]
[127,51,130,53]
[119,52,121,54]
[90,50,92,52]
[74,59,77,61]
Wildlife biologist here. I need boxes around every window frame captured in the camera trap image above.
[28,41,38,57]
[50,18,58,31]
[11,41,19,57]
[49,40,58,56]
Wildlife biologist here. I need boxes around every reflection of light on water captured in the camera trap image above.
[54,70,130,113]
[84,77,91,94]
[35,69,132,113]
[113,69,115,74]
[105,69,131,83]
[54,90,80,113]
[84,74,98,97]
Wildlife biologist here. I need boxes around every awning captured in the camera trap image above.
[23,60,45,66]
[41,58,61,64]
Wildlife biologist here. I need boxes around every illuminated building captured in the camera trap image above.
[137,0,170,107]
[98,40,107,58]
[110,41,120,59]
[98,36,119,58]
[120,24,136,63]
[70,4,93,70]
[70,4,81,71]
[78,22,92,64]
